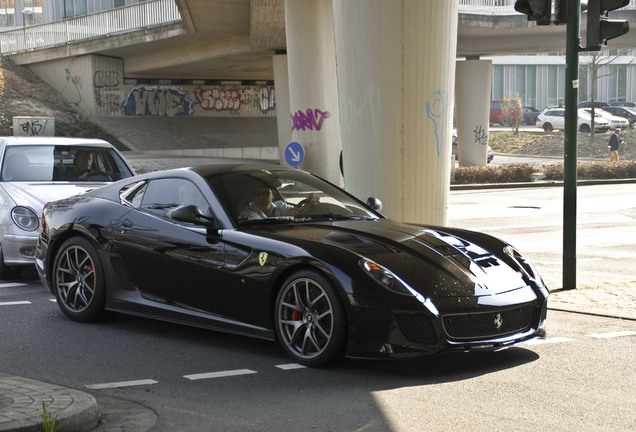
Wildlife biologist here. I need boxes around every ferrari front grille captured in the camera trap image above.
[441,305,534,340]
[394,313,438,345]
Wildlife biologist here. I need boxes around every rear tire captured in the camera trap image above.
[52,236,107,322]
[579,123,591,133]
[543,123,553,132]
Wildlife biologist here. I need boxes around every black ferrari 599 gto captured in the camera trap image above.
[36,164,548,366]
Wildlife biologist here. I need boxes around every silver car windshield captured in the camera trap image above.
[1,145,134,182]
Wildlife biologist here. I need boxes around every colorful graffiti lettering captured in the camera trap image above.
[122,86,195,116]
[193,86,246,111]
[291,109,330,132]
[257,86,276,114]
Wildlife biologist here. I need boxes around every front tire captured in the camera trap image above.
[52,236,107,322]
[275,270,346,367]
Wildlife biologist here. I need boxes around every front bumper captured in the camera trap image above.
[1,233,38,265]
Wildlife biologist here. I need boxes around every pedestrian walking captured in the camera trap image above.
[608,128,624,162]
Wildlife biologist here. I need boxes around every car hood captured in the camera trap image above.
[0,182,99,214]
[259,219,529,299]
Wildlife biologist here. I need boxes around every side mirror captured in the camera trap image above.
[169,204,217,227]
[365,197,383,211]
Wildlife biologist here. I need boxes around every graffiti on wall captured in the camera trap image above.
[122,85,196,116]
[473,125,488,146]
[194,86,246,111]
[257,86,276,114]
[93,70,121,115]
[425,90,449,157]
[19,119,47,136]
[62,59,82,105]
[291,108,330,132]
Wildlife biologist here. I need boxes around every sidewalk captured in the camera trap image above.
[1,152,634,432]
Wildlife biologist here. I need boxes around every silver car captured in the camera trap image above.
[0,137,135,278]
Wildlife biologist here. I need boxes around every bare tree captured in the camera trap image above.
[500,92,522,136]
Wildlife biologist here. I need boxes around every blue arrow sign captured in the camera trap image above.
[285,141,304,167]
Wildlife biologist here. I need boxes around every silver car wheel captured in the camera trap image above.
[275,272,345,366]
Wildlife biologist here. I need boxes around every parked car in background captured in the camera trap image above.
[583,108,630,130]
[0,137,135,278]
[489,99,521,125]
[602,106,636,128]
[522,107,541,125]
[452,135,494,164]
[609,101,636,107]
[579,101,610,108]
[36,164,548,366]
[535,107,610,133]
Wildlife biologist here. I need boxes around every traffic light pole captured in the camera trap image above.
[563,0,581,290]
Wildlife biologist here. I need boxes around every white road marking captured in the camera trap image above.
[49,298,57,302]
[276,363,306,370]
[522,336,575,345]
[183,369,257,381]
[0,301,31,306]
[0,283,27,288]
[84,379,158,389]
[586,331,636,339]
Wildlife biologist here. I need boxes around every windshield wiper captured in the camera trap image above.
[302,214,374,221]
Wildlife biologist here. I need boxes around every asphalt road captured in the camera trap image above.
[0,282,634,432]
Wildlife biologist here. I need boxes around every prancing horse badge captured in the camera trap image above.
[259,252,268,267]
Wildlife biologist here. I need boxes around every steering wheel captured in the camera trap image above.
[86,171,113,181]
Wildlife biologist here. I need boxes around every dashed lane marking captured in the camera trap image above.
[84,379,158,390]
[586,330,636,339]
[276,363,306,370]
[0,283,27,288]
[522,337,575,345]
[0,301,31,306]
[183,369,257,381]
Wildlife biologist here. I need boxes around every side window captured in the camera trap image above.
[138,178,211,219]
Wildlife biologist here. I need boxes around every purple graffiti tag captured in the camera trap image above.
[291,109,330,132]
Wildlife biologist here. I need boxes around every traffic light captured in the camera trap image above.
[515,0,583,25]
[586,0,630,50]
[515,0,552,25]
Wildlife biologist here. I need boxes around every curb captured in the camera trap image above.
[0,377,99,432]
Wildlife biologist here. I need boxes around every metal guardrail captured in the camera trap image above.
[0,0,181,55]
[458,0,636,15]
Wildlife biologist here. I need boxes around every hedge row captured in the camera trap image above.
[453,160,636,184]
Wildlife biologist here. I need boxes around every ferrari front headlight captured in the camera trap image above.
[360,259,414,296]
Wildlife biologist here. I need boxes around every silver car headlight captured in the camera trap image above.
[11,207,39,231]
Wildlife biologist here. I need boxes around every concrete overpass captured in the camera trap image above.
[4,1,636,81]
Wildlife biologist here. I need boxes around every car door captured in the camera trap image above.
[110,177,228,316]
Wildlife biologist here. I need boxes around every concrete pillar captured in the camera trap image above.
[333,0,458,225]
[284,0,343,186]
[272,53,292,165]
[455,60,492,166]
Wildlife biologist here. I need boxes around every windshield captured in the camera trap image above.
[206,168,380,226]
[1,145,134,182]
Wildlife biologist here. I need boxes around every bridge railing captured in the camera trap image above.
[0,0,181,55]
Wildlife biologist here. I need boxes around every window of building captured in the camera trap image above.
[0,0,15,27]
